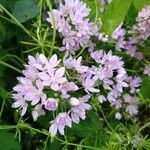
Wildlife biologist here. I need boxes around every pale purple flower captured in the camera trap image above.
[144,65,150,77]
[44,98,58,111]
[12,94,28,116]
[49,112,72,136]
[70,95,91,123]
[126,76,142,94]
[82,75,100,93]
[123,94,138,115]
[126,105,138,115]
[90,50,103,63]
[38,67,67,91]
[59,81,78,97]
[112,23,126,40]
[32,104,46,121]
[64,56,88,73]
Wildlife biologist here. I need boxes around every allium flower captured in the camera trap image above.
[44,98,58,111]
[32,104,45,121]
[49,112,72,136]
[144,64,150,77]
[70,95,91,123]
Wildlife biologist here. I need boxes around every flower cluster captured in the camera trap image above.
[12,53,92,136]
[47,0,108,54]
[112,5,150,60]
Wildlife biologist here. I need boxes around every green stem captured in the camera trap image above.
[46,0,57,57]
[0,91,12,118]
[0,60,22,74]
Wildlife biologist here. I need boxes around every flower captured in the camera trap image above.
[82,75,100,93]
[64,56,88,73]
[123,94,138,115]
[144,65,150,77]
[49,112,72,136]
[112,23,126,40]
[32,104,45,121]
[70,95,91,123]
[46,0,92,54]
[12,94,28,116]
[59,81,78,98]
[44,98,58,111]
[125,76,142,94]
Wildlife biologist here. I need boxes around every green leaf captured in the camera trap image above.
[133,0,150,10]
[102,0,133,35]
[140,76,150,99]
[0,131,21,150]
[12,0,39,23]
[83,0,97,19]
[68,111,102,137]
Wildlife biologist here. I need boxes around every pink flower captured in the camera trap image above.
[12,94,28,116]
[49,112,72,136]
[64,56,88,73]
[32,104,45,121]
[39,67,67,91]
[82,75,100,93]
[70,95,91,123]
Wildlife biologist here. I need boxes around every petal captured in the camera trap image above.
[49,123,58,137]
[38,72,50,81]
[88,87,100,93]
[57,77,67,84]
[76,57,82,66]
[38,54,48,64]
[55,67,65,78]
[51,83,59,91]
[32,110,38,121]
[71,113,79,123]
[21,103,28,116]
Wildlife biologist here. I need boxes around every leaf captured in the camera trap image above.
[102,0,133,35]
[0,131,21,150]
[133,0,150,10]
[140,76,150,99]
[68,111,102,137]
[46,138,62,150]
[12,0,39,23]
[83,0,97,19]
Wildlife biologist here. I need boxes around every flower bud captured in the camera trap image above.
[70,97,80,106]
